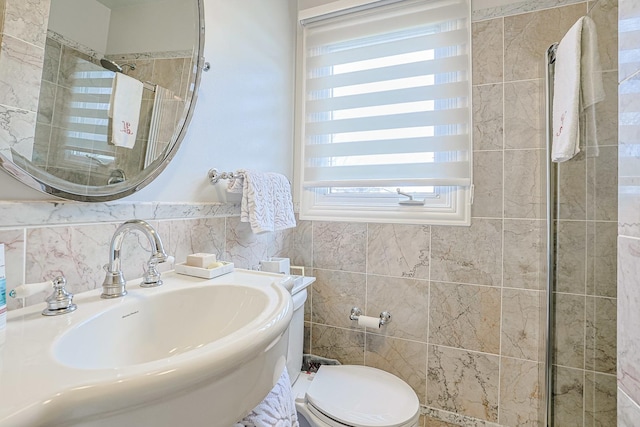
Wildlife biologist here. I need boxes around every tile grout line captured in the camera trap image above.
[497,14,506,424]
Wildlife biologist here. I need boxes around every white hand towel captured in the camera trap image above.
[233,368,299,427]
[551,16,605,163]
[580,16,605,158]
[108,73,144,149]
[227,169,296,234]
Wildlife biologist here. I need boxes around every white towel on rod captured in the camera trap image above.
[551,15,605,163]
[227,169,296,234]
[108,73,144,149]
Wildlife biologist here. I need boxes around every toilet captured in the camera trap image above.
[285,280,420,427]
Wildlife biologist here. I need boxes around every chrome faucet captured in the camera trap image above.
[101,219,169,299]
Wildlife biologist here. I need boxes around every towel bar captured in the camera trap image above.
[208,168,244,185]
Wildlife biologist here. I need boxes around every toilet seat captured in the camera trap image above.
[301,365,420,427]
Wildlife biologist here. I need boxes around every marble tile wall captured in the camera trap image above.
[289,1,618,426]
[0,202,289,311]
[617,0,640,425]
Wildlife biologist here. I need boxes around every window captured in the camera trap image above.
[297,0,472,225]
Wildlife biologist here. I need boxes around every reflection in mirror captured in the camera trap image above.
[0,0,202,199]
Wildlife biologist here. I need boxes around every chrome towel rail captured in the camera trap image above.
[208,168,244,185]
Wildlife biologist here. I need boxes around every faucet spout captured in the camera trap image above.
[101,219,168,299]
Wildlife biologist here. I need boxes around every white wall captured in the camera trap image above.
[0,0,297,203]
[47,0,111,54]
[106,0,196,54]
[132,0,296,202]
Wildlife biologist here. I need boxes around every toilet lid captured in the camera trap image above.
[305,365,419,427]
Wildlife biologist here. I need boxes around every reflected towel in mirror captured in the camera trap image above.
[108,73,144,149]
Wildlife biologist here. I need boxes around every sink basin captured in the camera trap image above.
[0,270,293,427]
[54,285,269,369]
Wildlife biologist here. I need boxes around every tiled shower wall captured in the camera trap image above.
[552,1,619,427]
[617,0,640,425]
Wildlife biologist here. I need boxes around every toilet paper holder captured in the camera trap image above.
[349,307,392,327]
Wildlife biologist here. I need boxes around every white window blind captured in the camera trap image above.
[298,0,472,225]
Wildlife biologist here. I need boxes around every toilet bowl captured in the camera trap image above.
[285,279,420,427]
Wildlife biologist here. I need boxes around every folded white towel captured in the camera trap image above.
[227,170,296,234]
[551,16,605,162]
[233,368,299,427]
[108,73,144,149]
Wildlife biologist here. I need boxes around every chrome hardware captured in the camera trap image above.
[208,168,245,185]
[42,276,77,316]
[107,168,126,185]
[140,255,175,288]
[203,61,211,72]
[396,188,425,206]
[349,307,392,326]
[102,219,169,298]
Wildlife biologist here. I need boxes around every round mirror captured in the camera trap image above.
[0,0,204,201]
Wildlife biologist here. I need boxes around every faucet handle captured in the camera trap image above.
[42,276,78,316]
[141,255,174,288]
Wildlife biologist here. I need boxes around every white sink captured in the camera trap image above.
[0,270,293,427]
[54,284,269,370]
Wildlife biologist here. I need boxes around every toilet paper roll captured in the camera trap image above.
[357,315,380,329]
